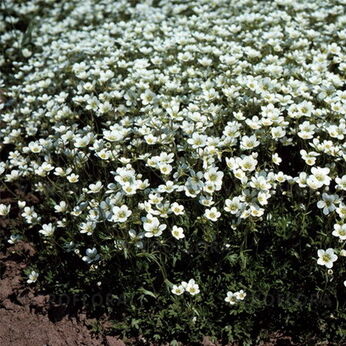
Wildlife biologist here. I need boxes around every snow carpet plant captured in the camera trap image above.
[1,0,346,343]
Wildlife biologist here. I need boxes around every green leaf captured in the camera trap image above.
[138,287,157,299]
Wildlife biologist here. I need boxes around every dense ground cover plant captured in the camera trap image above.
[1,0,346,343]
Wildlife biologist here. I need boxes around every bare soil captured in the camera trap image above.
[0,242,124,346]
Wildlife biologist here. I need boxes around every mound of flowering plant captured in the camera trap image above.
[1,0,346,343]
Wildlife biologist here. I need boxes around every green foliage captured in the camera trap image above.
[1,0,346,344]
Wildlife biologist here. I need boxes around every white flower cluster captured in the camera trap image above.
[225,290,247,305]
[172,279,200,296]
[0,0,346,300]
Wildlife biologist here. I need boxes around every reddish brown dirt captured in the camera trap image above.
[0,242,124,346]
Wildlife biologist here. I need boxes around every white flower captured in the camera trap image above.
[309,167,331,187]
[140,90,156,105]
[54,201,68,213]
[271,126,286,139]
[144,134,157,145]
[171,284,185,295]
[159,163,172,175]
[296,172,307,187]
[88,181,103,193]
[187,133,208,148]
[226,157,239,171]
[204,167,224,188]
[298,121,315,139]
[240,135,260,150]
[225,291,237,305]
[182,279,200,296]
[82,248,100,264]
[8,234,22,244]
[317,248,338,269]
[170,202,185,215]
[257,191,270,206]
[239,155,257,172]
[171,226,185,240]
[250,175,271,191]
[224,197,243,214]
[272,153,282,165]
[112,205,132,223]
[18,201,26,209]
[67,173,79,183]
[27,270,39,284]
[0,204,11,216]
[143,215,166,237]
[335,175,346,190]
[158,181,176,193]
[199,195,214,207]
[74,134,92,148]
[79,221,96,235]
[300,150,319,166]
[39,223,55,237]
[28,141,42,153]
[204,207,221,222]
[316,193,338,215]
[336,204,346,219]
[234,290,246,300]
[122,183,138,195]
[22,48,32,57]
[54,167,71,177]
[250,204,264,217]
[332,224,346,240]
[148,193,163,205]
[306,176,323,190]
